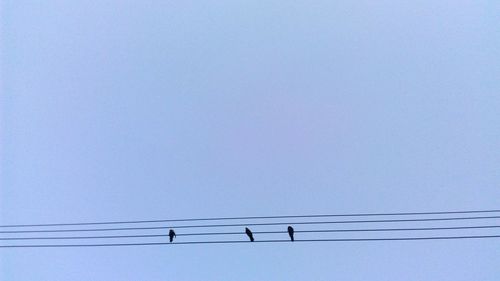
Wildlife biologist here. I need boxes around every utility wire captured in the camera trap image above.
[2,235,500,248]
[2,215,500,234]
[1,209,499,228]
[1,225,499,240]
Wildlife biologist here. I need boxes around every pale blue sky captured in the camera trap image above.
[1,1,499,280]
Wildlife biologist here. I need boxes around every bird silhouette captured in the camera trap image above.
[287,226,295,241]
[169,229,176,243]
[245,227,254,242]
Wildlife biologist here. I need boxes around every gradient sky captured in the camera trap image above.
[1,1,499,280]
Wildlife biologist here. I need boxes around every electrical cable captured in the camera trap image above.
[2,235,500,248]
[2,215,500,234]
[1,209,499,228]
[0,224,499,240]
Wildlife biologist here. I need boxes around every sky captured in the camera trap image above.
[1,1,499,280]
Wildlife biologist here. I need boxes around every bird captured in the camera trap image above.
[245,227,254,242]
[169,229,176,243]
[287,226,295,241]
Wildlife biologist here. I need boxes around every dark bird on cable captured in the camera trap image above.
[245,227,254,242]
[287,226,295,241]
[169,229,176,243]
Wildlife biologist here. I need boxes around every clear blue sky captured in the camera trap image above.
[1,1,499,280]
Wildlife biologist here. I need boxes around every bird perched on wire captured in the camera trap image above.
[287,226,295,241]
[169,229,176,243]
[245,227,254,242]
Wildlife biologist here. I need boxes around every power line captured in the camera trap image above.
[1,225,499,240]
[2,215,500,234]
[2,235,500,248]
[1,209,499,228]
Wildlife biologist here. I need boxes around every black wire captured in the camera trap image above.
[1,225,499,240]
[1,215,500,234]
[1,209,499,228]
[2,235,500,248]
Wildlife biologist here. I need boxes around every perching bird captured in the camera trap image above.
[287,226,295,241]
[245,227,254,242]
[169,229,176,243]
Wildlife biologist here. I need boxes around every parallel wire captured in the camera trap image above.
[1,225,499,240]
[1,209,499,228]
[2,215,500,234]
[2,235,500,248]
